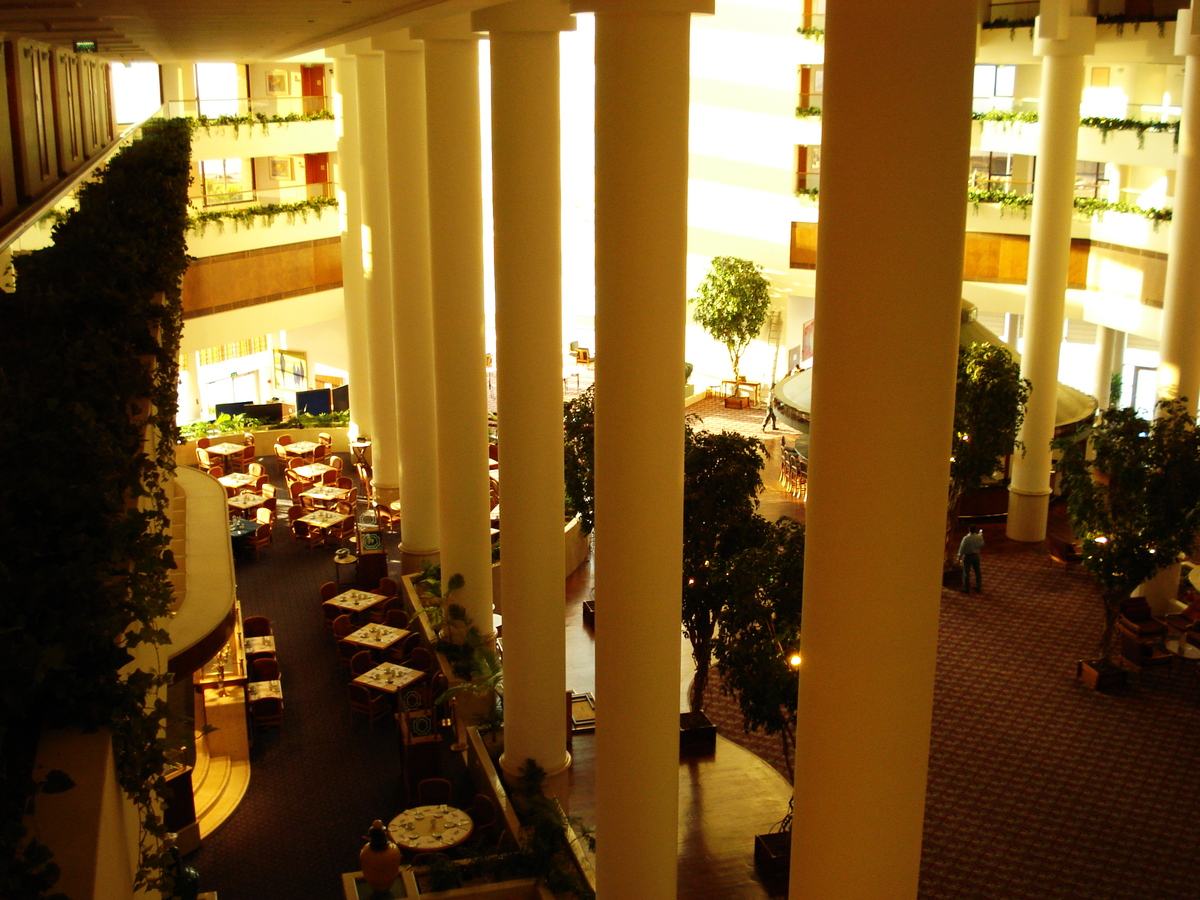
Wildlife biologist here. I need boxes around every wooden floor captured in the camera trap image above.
[561,437,801,898]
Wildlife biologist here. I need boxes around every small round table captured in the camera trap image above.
[388,805,474,852]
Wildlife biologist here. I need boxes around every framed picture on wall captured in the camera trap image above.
[273,349,308,392]
[269,156,294,180]
[266,70,288,95]
[802,319,815,364]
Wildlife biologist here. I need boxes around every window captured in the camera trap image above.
[1074,161,1108,200]
[796,145,820,192]
[200,158,252,205]
[972,64,1016,113]
[195,62,239,117]
[969,152,1013,191]
[798,65,823,112]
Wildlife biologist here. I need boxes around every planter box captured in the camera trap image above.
[679,711,717,756]
[724,395,751,409]
[1077,657,1126,692]
[754,831,791,881]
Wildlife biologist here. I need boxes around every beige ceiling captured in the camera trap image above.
[0,0,475,62]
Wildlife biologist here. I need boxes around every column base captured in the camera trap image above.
[1006,488,1051,542]
[399,545,439,576]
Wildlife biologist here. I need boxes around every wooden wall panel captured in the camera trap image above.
[790,221,817,269]
[182,238,343,317]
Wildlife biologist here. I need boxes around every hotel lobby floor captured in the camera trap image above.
[186,432,1200,900]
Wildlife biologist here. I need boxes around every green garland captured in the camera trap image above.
[973,109,1180,149]
[795,25,824,40]
[188,195,338,235]
[0,118,191,897]
[794,106,822,118]
[183,108,334,138]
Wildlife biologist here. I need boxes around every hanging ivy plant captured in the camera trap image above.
[184,108,334,138]
[0,118,191,897]
[188,195,338,235]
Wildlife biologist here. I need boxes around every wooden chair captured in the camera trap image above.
[196,446,214,472]
[1118,598,1167,638]
[330,455,344,473]
[376,577,399,598]
[243,616,272,637]
[319,581,340,602]
[332,614,354,639]
[233,444,255,473]
[372,501,401,534]
[274,442,290,467]
[370,596,404,626]
[285,457,309,485]
[243,431,256,446]
[260,482,276,500]
[328,516,354,548]
[300,493,318,512]
[278,434,294,446]
[250,696,283,730]
[248,462,266,478]
[288,481,309,504]
[319,432,333,449]
[350,650,375,677]
[248,522,273,558]
[348,683,391,729]
[337,636,362,669]
[384,608,409,629]
[255,507,273,526]
[251,656,280,681]
[322,603,343,635]
[406,646,435,673]
[321,467,339,486]
[389,632,419,665]
[261,496,278,516]
[196,437,211,449]
[417,777,453,807]
[312,443,328,463]
[468,793,498,845]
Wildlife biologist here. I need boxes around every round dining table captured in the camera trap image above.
[387,805,474,852]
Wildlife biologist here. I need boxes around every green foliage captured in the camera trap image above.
[795,25,824,39]
[0,118,192,895]
[682,423,769,715]
[795,106,822,118]
[563,386,595,534]
[691,256,772,381]
[179,412,266,440]
[183,108,334,138]
[1056,401,1200,648]
[188,195,338,235]
[280,409,349,428]
[714,518,805,778]
[952,343,1030,497]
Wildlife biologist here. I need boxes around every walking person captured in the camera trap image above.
[761,385,777,431]
[958,525,984,593]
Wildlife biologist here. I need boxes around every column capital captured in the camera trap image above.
[411,13,484,42]
[1177,8,1200,57]
[1033,15,1095,57]
[571,0,713,16]
[473,0,576,34]
[372,30,424,53]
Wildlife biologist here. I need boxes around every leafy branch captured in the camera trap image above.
[188,195,338,234]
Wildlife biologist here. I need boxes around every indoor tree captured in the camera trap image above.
[713,517,805,778]
[945,341,1030,562]
[1055,399,1200,651]
[681,422,769,718]
[563,386,595,534]
[691,256,772,382]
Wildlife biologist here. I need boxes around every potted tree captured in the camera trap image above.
[691,256,772,407]
[680,423,769,753]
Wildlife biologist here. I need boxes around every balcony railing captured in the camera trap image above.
[165,95,331,121]
[188,181,336,210]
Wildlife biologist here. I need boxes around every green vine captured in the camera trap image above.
[795,26,824,40]
[983,12,1172,38]
[794,106,822,118]
[188,195,338,235]
[183,108,334,138]
[0,119,191,896]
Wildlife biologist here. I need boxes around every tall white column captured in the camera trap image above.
[568,0,709,895]
[1006,9,1095,542]
[159,63,196,117]
[1093,325,1117,407]
[790,3,976,898]
[1157,4,1200,415]
[473,0,574,782]
[329,50,374,439]
[1003,311,1023,352]
[374,33,442,572]
[414,17,494,630]
[353,48,402,505]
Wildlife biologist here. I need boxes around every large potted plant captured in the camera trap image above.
[680,423,769,752]
[691,256,772,406]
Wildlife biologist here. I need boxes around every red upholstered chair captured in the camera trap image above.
[319,581,340,602]
[370,596,404,626]
[384,608,409,629]
[1165,599,1200,636]
[417,778,453,806]
[1118,598,1166,638]
[376,577,399,598]
[348,683,391,729]
[1118,625,1173,674]
[251,656,280,681]
[350,650,375,677]
[250,696,283,730]
[406,646,436,673]
[243,616,272,637]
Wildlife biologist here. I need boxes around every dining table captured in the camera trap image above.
[324,588,389,615]
[344,623,410,654]
[354,661,424,695]
[298,509,350,535]
[207,441,249,467]
[285,440,320,459]
[387,805,474,852]
[228,491,268,516]
[302,484,350,507]
[294,462,337,481]
[228,517,258,541]
[246,678,283,702]
[244,635,276,656]
[217,472,256,491]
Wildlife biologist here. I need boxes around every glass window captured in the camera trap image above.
[195,62,239,117]
[200,158,251,205]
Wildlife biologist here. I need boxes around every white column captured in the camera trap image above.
[374,33,442,572]
[473,0,575,783]
[1007,9,1095,542]
[1093,325,1117,407]
[567,0,709,895]
[1157,4,1200,415]
[159,63,196,117]
[790,3,977,898]
[414,17,494,630]
[1003,312,1023,353]
[329,50,374,439]
[353,47,402,506]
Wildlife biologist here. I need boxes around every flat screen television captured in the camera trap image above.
[332,384,350,412]
[297,388,333,414]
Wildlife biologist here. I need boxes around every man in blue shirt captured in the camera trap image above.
[958,526,984,593]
